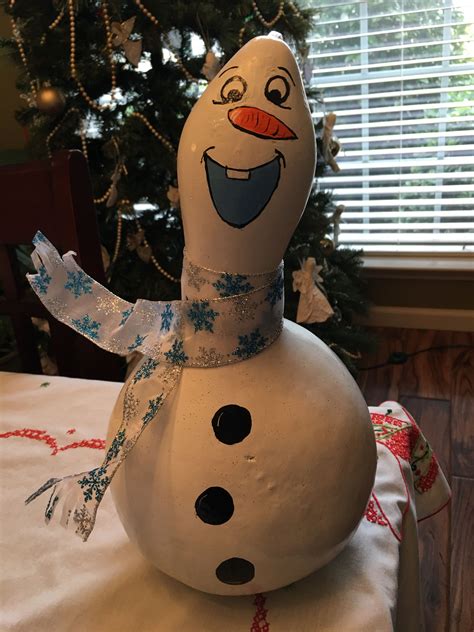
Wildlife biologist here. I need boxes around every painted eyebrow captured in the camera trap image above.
[277,66,296,86]
[218,65,239,78]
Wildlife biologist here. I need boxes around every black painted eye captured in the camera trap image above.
[218,75,247,104]
[264,75,290,108]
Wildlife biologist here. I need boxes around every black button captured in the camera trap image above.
[195,486,234,525]
[212,404,252,445]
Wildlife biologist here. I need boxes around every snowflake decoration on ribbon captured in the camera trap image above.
[213,273,253,297]
[164,338,188,365]
[266,275,284,307]
[33,231,48,245]
[133,357,159,383]
[194,346,224,367]
[64,270,93,298]
[142,394,164,426]
[73,506,94,541]
[186,260,207,290]
[123,387,139,421]
[78,466,110,502]
[160,303,174,332]
[120,307,133,326]
[31,264,52,295]
[187,300,219,333]
[71,314,101,340]
[233,328,268,359]
[127,334,147,351]
[105,429,126,463]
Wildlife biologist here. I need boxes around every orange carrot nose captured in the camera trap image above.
[228,106,297,140]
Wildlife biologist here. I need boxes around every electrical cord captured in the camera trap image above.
[358,344,474,371]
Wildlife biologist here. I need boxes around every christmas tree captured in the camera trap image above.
[1,0,371,373]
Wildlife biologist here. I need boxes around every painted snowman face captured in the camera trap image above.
[177,35,316,273]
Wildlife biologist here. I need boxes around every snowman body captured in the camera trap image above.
[107,319,374,595]
[106,34,377,595]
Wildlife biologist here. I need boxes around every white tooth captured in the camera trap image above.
[226,168,250,180]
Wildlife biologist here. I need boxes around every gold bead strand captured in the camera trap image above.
[133,0,159,27]
[9,0,37,99]
[68,0,107,111]
[40,9,65,45]
[131,111,176,155]
[101,0,117,101]
[133,215,180,282]
[45,107,79,158]
[111,200,126,266]
[287,1,303,19]
[252,0,285,29]
[93,182,115,205]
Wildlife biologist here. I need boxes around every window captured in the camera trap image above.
[307,0,474,254]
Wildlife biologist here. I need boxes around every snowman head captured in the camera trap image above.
[177,34,316,273]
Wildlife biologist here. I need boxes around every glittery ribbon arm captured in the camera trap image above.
[25,232,286,541]
[27,231,179,358]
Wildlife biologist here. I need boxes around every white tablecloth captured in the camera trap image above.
[0,372,450,631]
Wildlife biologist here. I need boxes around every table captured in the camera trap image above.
[0,371,450,631]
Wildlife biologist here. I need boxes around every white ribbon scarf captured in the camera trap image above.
[25,231,284,541]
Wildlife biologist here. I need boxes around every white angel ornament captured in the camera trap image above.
[292,257,334,324]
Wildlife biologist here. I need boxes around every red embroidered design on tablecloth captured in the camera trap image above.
[370,412,439,494]
[0,427,105,455]
[251,593,270,631]
[365,493,388,527]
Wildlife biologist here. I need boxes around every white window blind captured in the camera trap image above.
[307,0,474,253]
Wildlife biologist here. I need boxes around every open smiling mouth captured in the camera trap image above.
[202,147,285,229]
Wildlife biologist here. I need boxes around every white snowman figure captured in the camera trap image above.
[26,33,376,597]
[105,33,376,595]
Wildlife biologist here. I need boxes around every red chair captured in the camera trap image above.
[0,149,124,381]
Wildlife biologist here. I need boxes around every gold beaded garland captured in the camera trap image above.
[131,111,176,154]
[110,198,180,283]
[67,0,117,111]
[133,0,159,27]
[46,107,79,158]
[288,1,303,19]
[9,0,37,99]
[252,0,284,29]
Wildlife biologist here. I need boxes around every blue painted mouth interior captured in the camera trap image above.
[204,152,281,229]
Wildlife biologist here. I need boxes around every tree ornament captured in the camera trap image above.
[111,16,142,67]
[321,112,341,173]
[36,85,66,116]
[166,184,180,208]
[292,257,334,324]
[320,237,335,256]
[201,51,221,81]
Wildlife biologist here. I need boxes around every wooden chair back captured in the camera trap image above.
[0,150,123,380]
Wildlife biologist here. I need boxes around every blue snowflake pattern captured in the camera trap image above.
[105,429,126,463]
[64,270,93,298]
[232,328,268,359]
[187,300,219,333]
[78,466,110,502]
[160,304,174,332]
[266,275,284,307]
[127,334,147,351]
[142,395,163,426]
[133,357,159,383]
[164,339,188,365]
[120,307,133,326]
[31,264,52,295]
[33,231,47,245]
[212,273,253,297]
[71,314,101,340]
